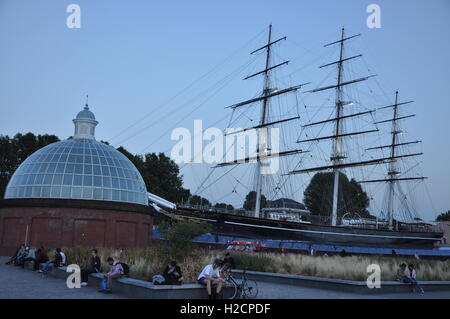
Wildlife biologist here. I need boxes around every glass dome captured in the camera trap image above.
[4,138,148,206]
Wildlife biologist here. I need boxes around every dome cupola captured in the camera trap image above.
[73,96,98,140]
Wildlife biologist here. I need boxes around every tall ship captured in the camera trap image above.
[152,25,443,248]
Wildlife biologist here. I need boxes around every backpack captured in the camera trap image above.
[119,262,129,276]
[152,274,165,285]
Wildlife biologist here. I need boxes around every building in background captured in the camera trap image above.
[0,102,154,255]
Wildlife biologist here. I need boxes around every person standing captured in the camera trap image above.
[81,249,102,286]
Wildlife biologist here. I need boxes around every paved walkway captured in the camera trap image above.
[256,281,450,299]
[0,257,122,299]
[1,257,450,299]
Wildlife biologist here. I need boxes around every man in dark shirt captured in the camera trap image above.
[163,261,183,285]
[39,248,63,273]
[33,248,49,271]
[81,249,102,286]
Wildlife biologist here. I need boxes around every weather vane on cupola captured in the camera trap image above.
[73,94,98,140]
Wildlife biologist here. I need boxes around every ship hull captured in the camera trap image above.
[173,209,443,248]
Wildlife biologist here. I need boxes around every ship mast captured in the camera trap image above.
[213,25,310,218]
[287,28,406,226]
[361,91,426,230]
[254,24,273,218]
[330,28,346,227]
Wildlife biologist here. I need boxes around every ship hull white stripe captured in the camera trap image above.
[223,221,439,241]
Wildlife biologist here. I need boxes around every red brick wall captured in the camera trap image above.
[0,205,153,255]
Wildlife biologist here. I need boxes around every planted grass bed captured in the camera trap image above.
[62,245,450,283]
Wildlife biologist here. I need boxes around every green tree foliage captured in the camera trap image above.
[303,172,372,218]
[436,210,450,222]
[0,133,59,197]
[158,220,212,260]
[243,191,267,211]
[189,195,211,207]
[214,202,234,210]
[117,148,191,204]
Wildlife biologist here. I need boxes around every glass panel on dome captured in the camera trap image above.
[50,186,61,197]
[59,154,68,162]
[46,163,57,173]
[84,164,93,175]
[65,164,75,174]
[25,186,32,197]
[102,176,111,188]
[32,186,41,197]
[93,188,102,200]
[72,187,82,198]
[102,166,111,176]
[53,174,63,184]
[17,187,25,197]
[74,164,83,174]
[68,155,76,163]
[110,167,118,177]
[93,165,101,175]
[35,174,45,184]
[61,186,71,198]
[40,163,49,173]
[63,174,73,185]
[83,175,93,186]
[73,174,83,186]
[111,177,119,189]
[27,174,36,184]
[93,175,102,187]
[41,186,51,197]
[103,189,112,201]
[43,174,53,185]
[75,155,83,163]
[112,190,120,200]
[55,163,65,173]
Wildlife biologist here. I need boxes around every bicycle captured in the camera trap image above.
[223,268,258,299]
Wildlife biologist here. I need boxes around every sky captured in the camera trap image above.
[0,0,449,221]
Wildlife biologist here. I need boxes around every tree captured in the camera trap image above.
[303,172,372,218]
[214,203,234,210]
[158,220,212,260]
[243,191,267,211]
[0,133,59,198]
[436,211,450,222]
[117,148,191,204]
[189,195,211,207]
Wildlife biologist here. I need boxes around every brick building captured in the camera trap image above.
[0,102,154,255]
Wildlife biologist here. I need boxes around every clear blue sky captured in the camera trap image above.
[1,0,449,220]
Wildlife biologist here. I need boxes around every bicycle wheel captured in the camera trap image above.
[223,279,238,299]
[242,279,258,299]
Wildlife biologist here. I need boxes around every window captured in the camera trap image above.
[63,174,73,185]
[73,174,83,186]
